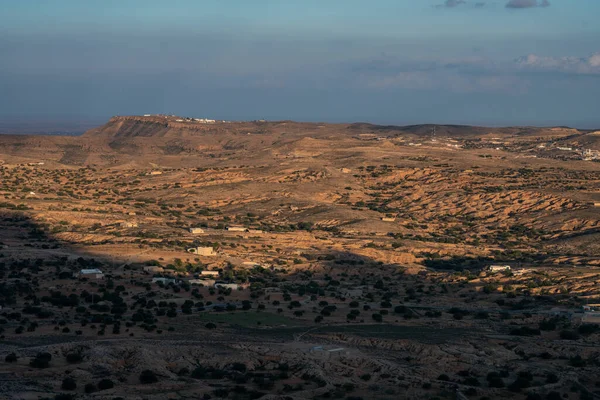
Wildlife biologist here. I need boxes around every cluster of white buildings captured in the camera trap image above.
[582,149,600,161]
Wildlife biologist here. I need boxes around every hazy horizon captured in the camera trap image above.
[2,0,600,128]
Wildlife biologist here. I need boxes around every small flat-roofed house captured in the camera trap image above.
[189,227,205,234]
[188,279,215,286]
[226,226,248,232]
[215,282,239,290]
[488,265,511,272]
[77,269,104,279]
[187,247,216,256]
[381,217,396,222]
[200,270,220,276]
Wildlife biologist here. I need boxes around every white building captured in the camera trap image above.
[487,265,511,272]
[188,247,217,256]
[77,269,104,279]
[189,227,205,234]
[226,226,247,232]
[200,270,220,276]
[188,279,215,286]
[242,261,260,267]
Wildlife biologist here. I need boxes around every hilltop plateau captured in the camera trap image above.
[0,115,599,400]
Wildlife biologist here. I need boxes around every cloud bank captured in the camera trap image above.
[516,53,600,74]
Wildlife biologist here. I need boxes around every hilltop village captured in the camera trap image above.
[0,117,600,399]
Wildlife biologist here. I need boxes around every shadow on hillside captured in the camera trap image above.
[0,208,588,346]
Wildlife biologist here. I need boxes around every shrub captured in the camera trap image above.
[508,377,531,392]
[488,377,505,388]
[205,322,217,330]
[5,353,17,363]
[546,391,562,400]
[61,377,77,390]
[30,352,52,368]
[97,378,114,391]
[578,324,600,336]
[139,370,158,384]
[66,353,83,363]
[560,330,580,340]
[539,318,557,331]
[84,383,97,393]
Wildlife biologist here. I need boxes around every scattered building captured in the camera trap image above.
[215,282,239,290]
[226,226,248,232]
[582,149,600,161]
[582,312,600,323]
[200,270,220,276]
[188,247,217,256]
[381,217,396,222]
[189,227,205,234]
[487,265,511,272]
[76,269,104,279]
[242,261,261,267]
[120,222,138,228]
[149,170,163,175]
[188,279,215,286]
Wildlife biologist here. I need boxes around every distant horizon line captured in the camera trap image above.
[0,115,598,133]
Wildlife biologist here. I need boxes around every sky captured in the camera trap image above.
[1,0,599,128]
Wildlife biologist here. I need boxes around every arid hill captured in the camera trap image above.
[1,116,598,167]
[0,115,599,399]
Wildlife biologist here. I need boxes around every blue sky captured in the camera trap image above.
[1,0,599,127]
